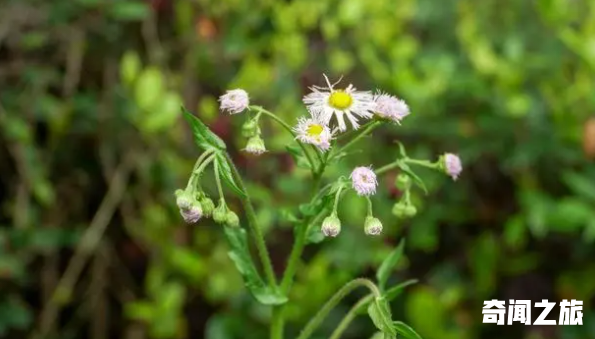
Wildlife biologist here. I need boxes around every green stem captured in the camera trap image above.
[403,158,439,169]
[366,197,373,216]
[213,160,225,203]
[333,120,381,159]
[280,208,328,292]
[271,207,329,339]
[376,161,400,175]
[376,157,438,176]
[251,105,317,172]
[271,307,284,339]
[338,120,377,140]
[329,296,372,339]
[185,151,215,190]
[224,153,277,287]
[333,185,344,213]
[296,278,381,339]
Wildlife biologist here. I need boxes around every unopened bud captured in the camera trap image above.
[213,201,228,224]
[404,205,417,218]
[395,173,411,190]
[175,189,192,209]
[364,216,383,236]
[392,201,408,218]
[241,119,260,138]
[439,153,462,181]
[175,189,202,223]
[225,210,240,227]
[321,213,341,237]
[244,135,266,155]
[200,196,215,217]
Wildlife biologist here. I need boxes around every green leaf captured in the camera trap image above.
[356,279,418,314]
[397,162,428,194]
[385,279,418,301]
[367,297,397,337]
[182,107,226,151]
[215,155,246,197]
[285,145,312,169]
[305,223,325,244]
[376,239,405,291]
[397,141,408,158]
[393,321,423,339]
[223,226,287,305]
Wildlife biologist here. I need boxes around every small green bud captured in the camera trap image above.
[364,216,383,236]
[321,213,341,237]
[213,201,227,224]
[404,204,417,218]
[392,201,408,218]
[244,135,266,155]
[395,173,411,190]
[200,196,215,217]
[241,119,260,138]
[225,210,240,227]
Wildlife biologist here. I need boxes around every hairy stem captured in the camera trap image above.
[281,208,328,292]
[224,153,277,287]
[296,278,382,339]
[270,307,284,339]
[334,120,381,158]
[213,160,226,203]
[186,151,215,190]
[376,161,400,175]
[404,158,439,169]
[329,296,372,339]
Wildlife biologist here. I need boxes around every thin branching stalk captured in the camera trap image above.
[329,296,373,339]
[296,278,381,339]
[224,153,277,287]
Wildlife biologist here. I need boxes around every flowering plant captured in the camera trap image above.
[177,75,462,339]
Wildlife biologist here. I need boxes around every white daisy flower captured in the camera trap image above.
[350,166,378,196]
[303,75,375,132]
[373,92,410,124]
[293,117,333,152]
[219,89,249,114]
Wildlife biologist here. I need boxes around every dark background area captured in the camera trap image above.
[1,0,595,338]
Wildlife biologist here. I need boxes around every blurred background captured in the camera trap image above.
[1,0,595,338]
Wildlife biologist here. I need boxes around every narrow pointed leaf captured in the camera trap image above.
[397,161,428,194]
[223,226,287,305]
[367,297,397,337]
[393,321,423,339]
[182,107,226,150]
[356,279,419,314]
[215,155,246,197]
[397,141,407,158]
[377,240,405,291]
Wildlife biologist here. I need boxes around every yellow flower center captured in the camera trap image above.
[307,124,324,137]
[328,90,352,110]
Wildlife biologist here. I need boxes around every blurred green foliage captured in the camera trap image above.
[1,0,595,338]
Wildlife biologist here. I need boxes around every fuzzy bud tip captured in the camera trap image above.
[321,214,341,237]
[364,216,383,236]
[245,135,266,155]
